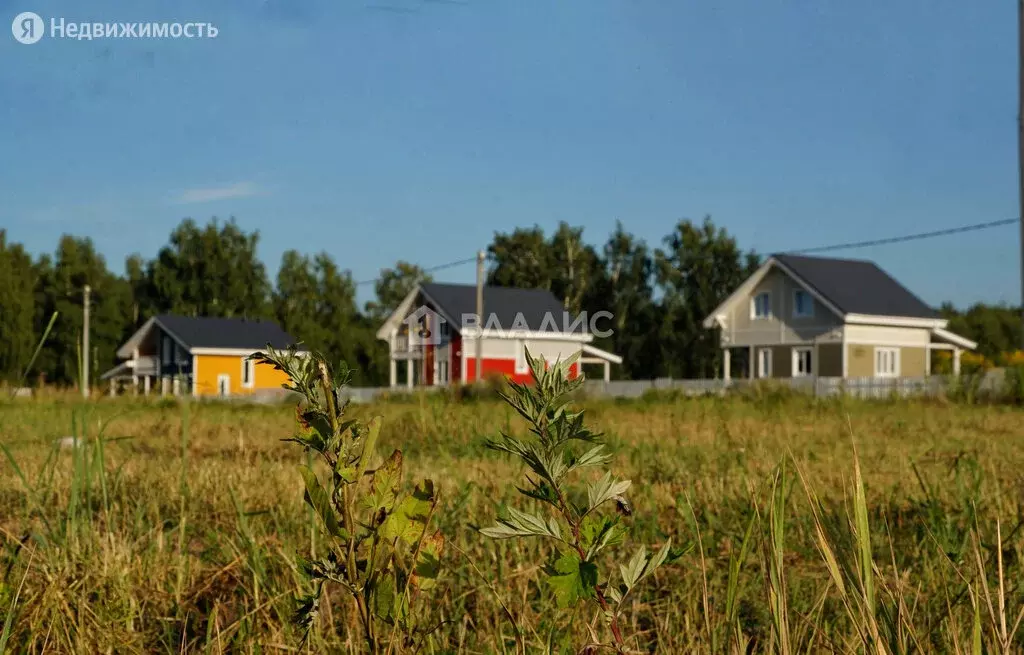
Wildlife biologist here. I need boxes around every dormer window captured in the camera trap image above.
[751,292,772,320]
[792,290,814,318]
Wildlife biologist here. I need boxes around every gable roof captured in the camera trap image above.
[154,314,300,350]
[772,254,938,319]
[419,283,584,333]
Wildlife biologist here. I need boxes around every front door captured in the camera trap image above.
[217,374,230,397]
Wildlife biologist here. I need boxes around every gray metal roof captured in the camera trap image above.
[419,283,582,333]
[773,254,938,319]
[155,314,301,349]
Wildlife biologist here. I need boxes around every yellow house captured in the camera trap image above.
[101,314,303,398]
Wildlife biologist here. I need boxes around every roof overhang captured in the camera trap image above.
[931,327,977,350]
[580,344,622,364]
[460,327,594,343]
[116,316,190,359]
[100,362,132,380]
[845,313,946,329]
[190,347,310,356]
[376,285,426,340]
[116,317,155,359]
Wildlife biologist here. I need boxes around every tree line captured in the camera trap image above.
[0,218,1018,387]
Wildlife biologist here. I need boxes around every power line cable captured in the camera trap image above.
[354,217,1019,287]
[355,255,482,286]
[784,218,1018,255]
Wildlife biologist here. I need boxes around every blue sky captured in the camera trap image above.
[1,0,1019,308]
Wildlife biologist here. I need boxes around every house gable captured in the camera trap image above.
[715,266,844,347]
[377,282,592,342]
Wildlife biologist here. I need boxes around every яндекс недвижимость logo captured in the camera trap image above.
[11,12,44,44]
[10,12,219,43]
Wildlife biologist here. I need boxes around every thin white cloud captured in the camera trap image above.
[175,182,261,204]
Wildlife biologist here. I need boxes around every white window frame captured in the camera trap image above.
[874,347,900,378]
[515,339,528,374]
[792,290,814,318]
[437,360,449,385]
[217,374,231,397]
[792,347,813,378]
[757,348,773,378]
[750,292,772,320]
[241,357,255,389]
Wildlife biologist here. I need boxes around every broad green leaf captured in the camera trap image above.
[380,479,436,544]
[644,538,672,578]
[335,465,358,484]
[618,539,674,592]
[516,480,559,506]
[357,416,382,476]
[412,531,445,590]
[299,408,334,441]
[546,551,597,608]
[373,571,397,622]
[569,445,611,472]
[620,546,646,590]
[299,466,345,539]
[363,449,403,514]
[586,472,632,514]
[480,506,562,541]
[580,515,626,559]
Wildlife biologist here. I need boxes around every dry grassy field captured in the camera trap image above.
[1,390,1023,653]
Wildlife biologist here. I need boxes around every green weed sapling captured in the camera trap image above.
[251,347,444,654]
[481,349,680,653]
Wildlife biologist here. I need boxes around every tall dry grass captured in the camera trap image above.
[1,391,1023,653]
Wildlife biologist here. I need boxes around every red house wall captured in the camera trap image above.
[463,357,579,384]
[450,335,462,383]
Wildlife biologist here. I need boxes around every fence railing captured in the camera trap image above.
[581,373,1007,400]
[181,371,1008,404]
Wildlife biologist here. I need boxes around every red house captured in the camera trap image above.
[376,282,621,387]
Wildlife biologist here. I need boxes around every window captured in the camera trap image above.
[217,374,231,397]
[757,348,773,378]
[792,347,813,377]
[439,320,450,339]
[875,348,900,377]
[437,360,449,385]
[242,358,255,388]
[162,335,172,365]
[792,290,814,318]
[515,339,528,374]
[751,292,772,319]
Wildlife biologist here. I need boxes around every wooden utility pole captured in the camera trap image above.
[83,284,91,398]
[475,250,485,383]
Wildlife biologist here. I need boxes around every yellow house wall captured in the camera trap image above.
[193,354,291,396]
[845,345,928,378]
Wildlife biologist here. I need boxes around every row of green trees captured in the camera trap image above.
[0,218,1018,387]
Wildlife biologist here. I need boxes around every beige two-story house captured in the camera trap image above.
[703,254,976,380]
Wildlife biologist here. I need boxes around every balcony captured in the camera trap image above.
[391,334,422,360]
[390,332,451,360]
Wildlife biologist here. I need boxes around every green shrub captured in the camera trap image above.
[480,349,683,653]
[252,347,445,654]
